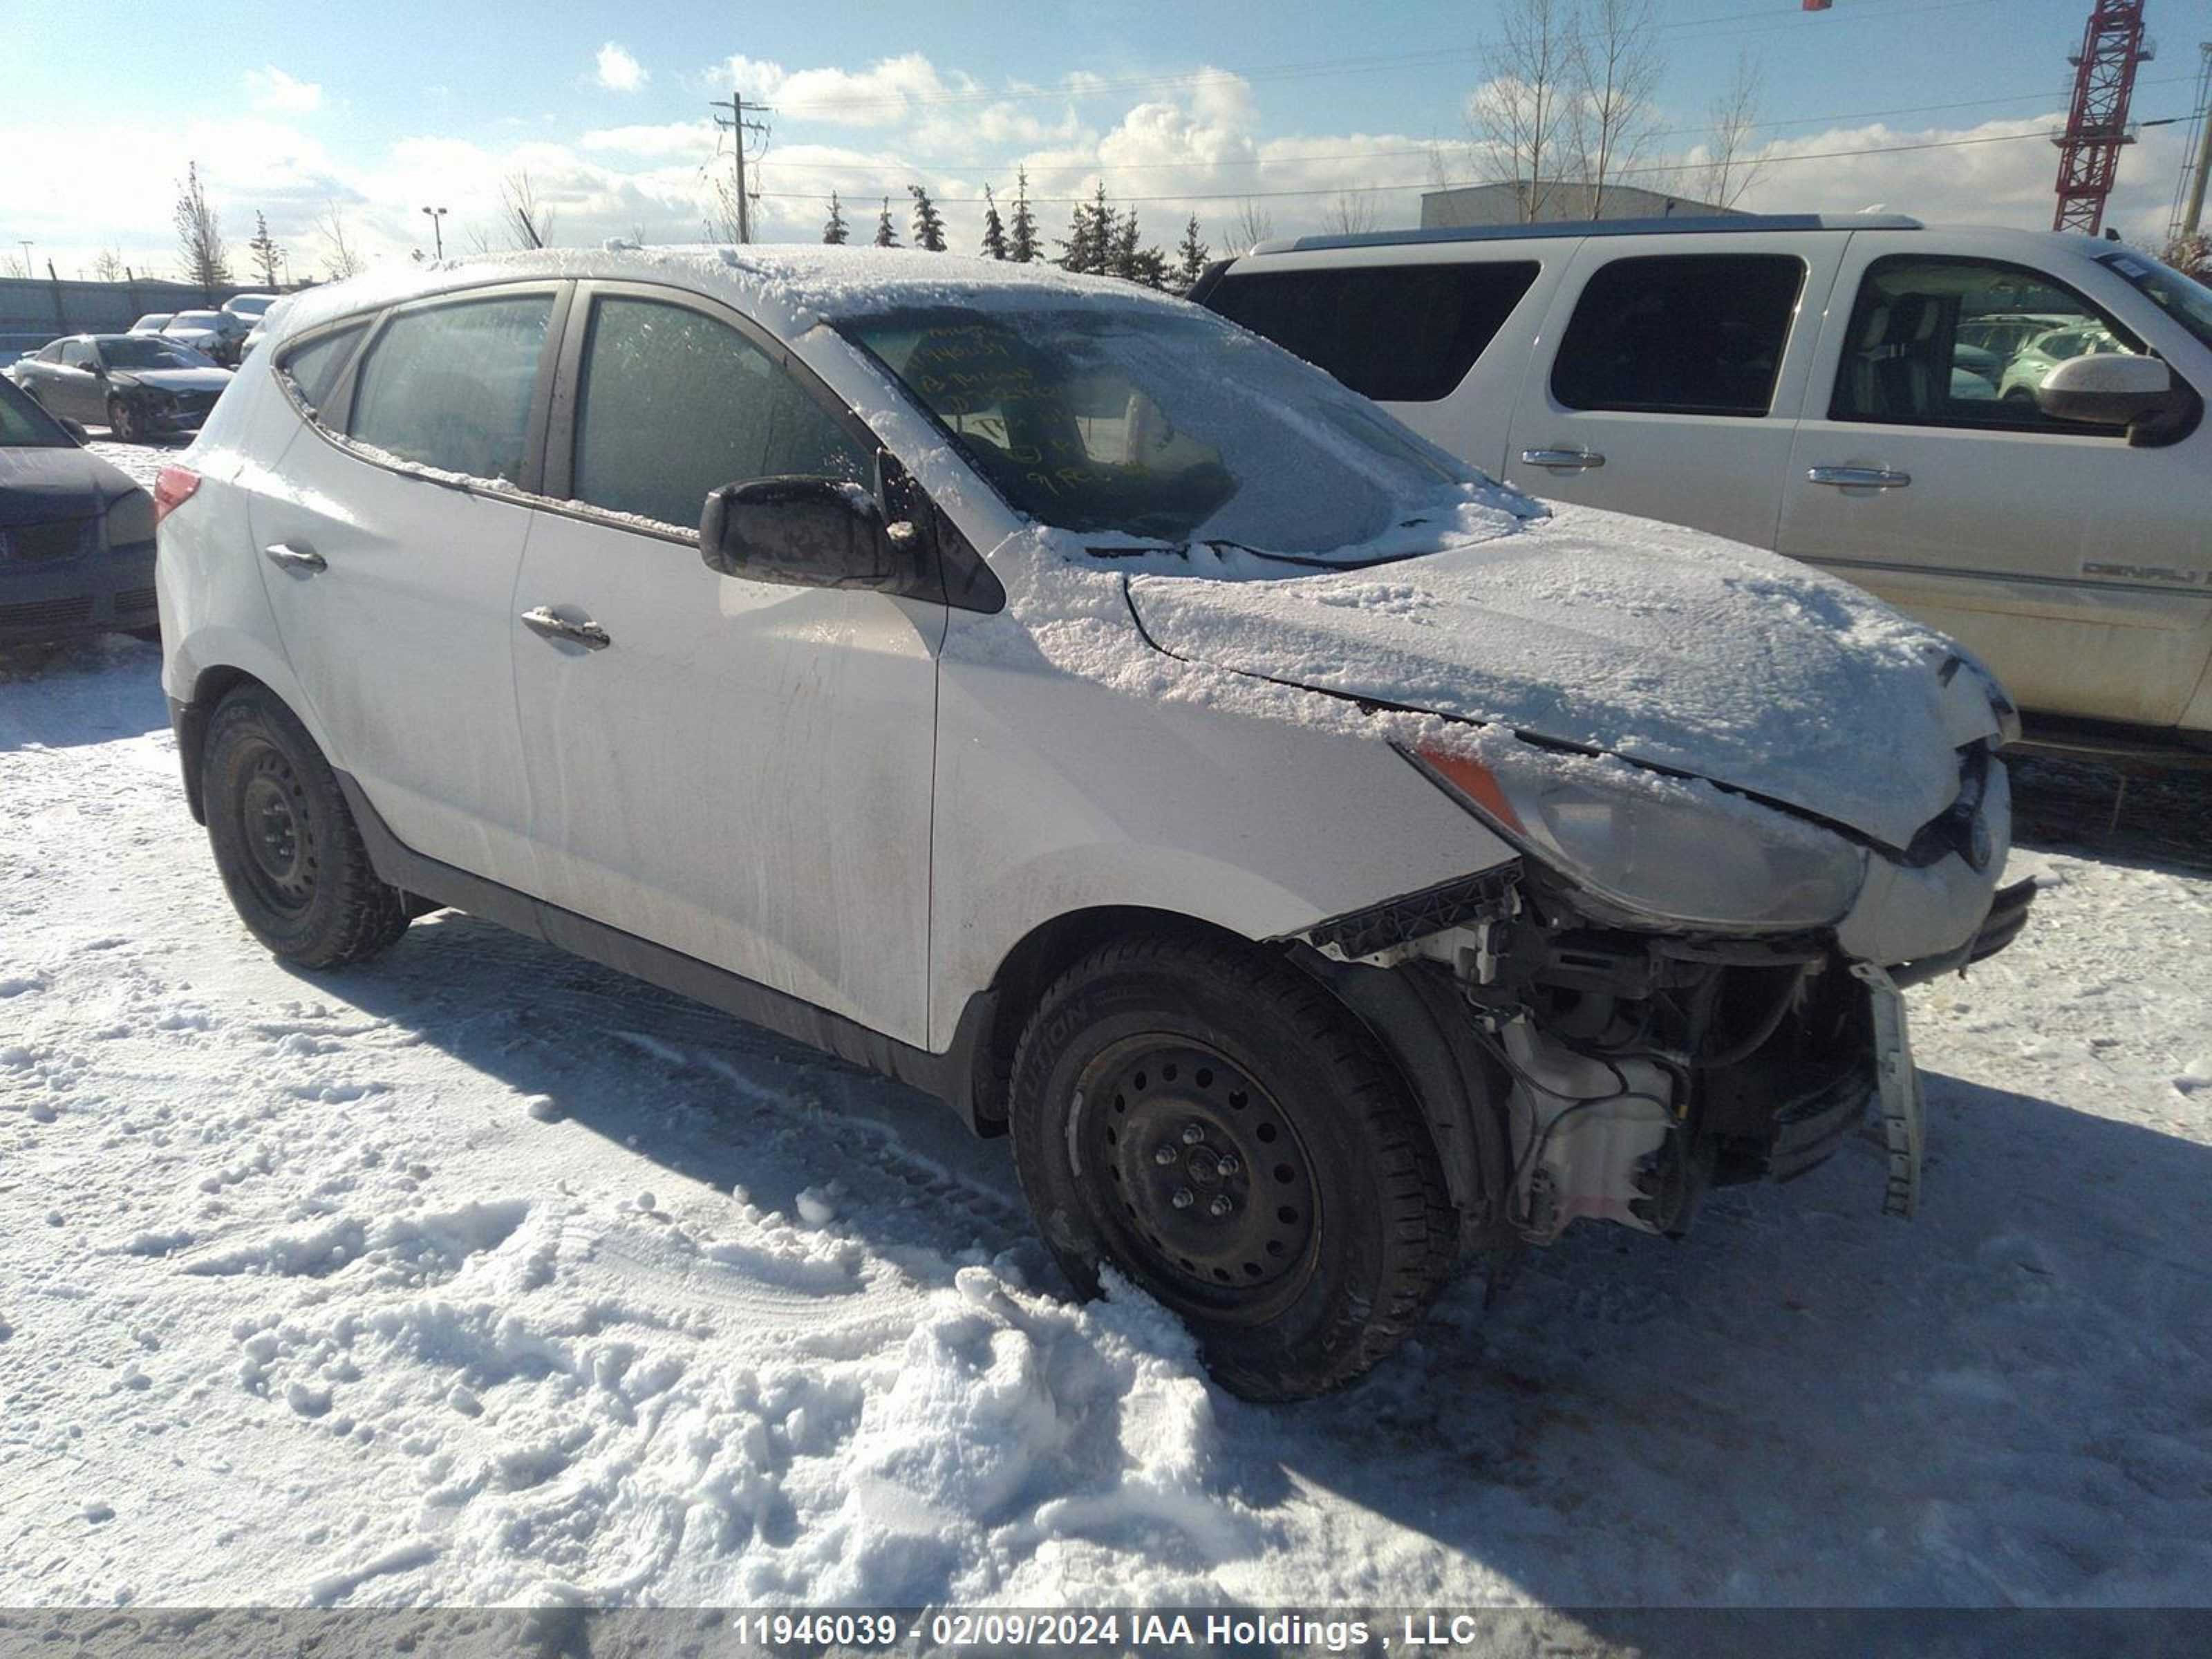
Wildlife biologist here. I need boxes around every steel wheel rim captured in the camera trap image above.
[233,742,317,915]
[1074,1035,1321,1322]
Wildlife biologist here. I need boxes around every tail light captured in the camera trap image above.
[153,467,200,525]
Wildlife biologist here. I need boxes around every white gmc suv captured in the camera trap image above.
[1196,216,2212,758]
[155,247,2029,1398]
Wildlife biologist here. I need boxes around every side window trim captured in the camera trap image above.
[1826,252,2148,435]
[314,279,572,496]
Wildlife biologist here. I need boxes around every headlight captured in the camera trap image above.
[105,489,156,550]
[1405,738,1867,932]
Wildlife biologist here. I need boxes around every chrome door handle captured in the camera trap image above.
[1808,465,1911,490]
[520,606,611,650]
[262,541,326,574]
[1519,448,1606,471]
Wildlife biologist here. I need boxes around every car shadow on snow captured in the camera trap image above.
[279,907,2212,1622]
[0,634,167,751]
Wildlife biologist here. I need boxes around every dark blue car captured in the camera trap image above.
[0,376,158,644]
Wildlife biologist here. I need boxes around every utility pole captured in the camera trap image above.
[2182,45,2212,237]
[708,88,772,243]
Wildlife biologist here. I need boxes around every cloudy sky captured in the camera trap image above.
[6,0,2202,283]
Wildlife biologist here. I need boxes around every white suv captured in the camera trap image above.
[1196,216,2212,757]
[156,247,2027,1398]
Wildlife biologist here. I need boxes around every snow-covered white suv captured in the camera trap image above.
[156,248,2028,1398]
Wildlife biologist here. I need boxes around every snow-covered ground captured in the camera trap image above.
[4,491,2210,1608]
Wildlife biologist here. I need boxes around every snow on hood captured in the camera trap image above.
[1121,503,2003,850]
[115,367,231,393]
[0,444,137,526]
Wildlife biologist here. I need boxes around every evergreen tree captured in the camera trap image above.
[822,192,850,245]
[1172,214,1208,292]
[1109,208,1142,280]
[1053,198,1090,272]
[247,210,284,288]
[1056,181,1116,274]
[908,184,947,252]
[873,198,899,247]
[1007,167,1040,263]
[979,184,1009,261]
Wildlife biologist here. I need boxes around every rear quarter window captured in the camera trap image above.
[277,322,368,414]
[1550,253,1804,418]
[1203,261,1540,402]
[346,294,552,484]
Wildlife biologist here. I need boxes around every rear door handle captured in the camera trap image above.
[1519,448,1606,471]
[1808,465,1911,490]
[262,541,326,574]
[520,606,612,651]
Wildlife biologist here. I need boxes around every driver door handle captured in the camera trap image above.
[1808,465,1911,490]
[1519,448,1606,471]
[262,541,326,574]
[520,606,612,651]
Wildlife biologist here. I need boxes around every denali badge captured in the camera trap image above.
[2081,561,2205,586]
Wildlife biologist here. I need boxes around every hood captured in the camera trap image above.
[1121,503,2005,850]
[117,367,231,393]
[0,444,136,527]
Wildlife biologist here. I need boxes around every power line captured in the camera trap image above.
[745,115,2184,209]
[748,74,2197,179]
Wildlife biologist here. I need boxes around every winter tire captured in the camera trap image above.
[1009,933,1457,1400]
[202,686,411,968]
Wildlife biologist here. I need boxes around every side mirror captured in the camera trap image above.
[58,417,90,444]
[2032,353,2174,428]
[700,476,917,590]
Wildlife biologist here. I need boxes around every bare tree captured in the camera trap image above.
[704,173,746,243]
[174,161,232,290]
[1322,191,1380,236]
[0,248,30,279]
[1470,0,1580,222]
[1228,198,1276,252]
[91,247,127,282]
[1688,48,1769,210]
[500,171,556,250]
[316,200,365,279]
[1573,0,1664,218]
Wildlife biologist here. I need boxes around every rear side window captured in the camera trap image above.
[348,294,552,484]
[1551,254,1804,418]
[1204,262,1539,402]
[277,322,366,413]
[568,296,870,533]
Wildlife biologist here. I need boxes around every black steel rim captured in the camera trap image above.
[1074,1036,1320,1321]
[233,742,317,915]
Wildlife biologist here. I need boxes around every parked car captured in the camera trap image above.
[237,294,296,362]
[0,332,53,373]
[0,374,160,644]
[8,333,232,440]
[1194,217,2212,756]
[128,312,175,335]
[157,248,2026,1398]
[162,309,250,366]
[221,292,281,331]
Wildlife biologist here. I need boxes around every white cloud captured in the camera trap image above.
[581,120,719,159]
[595,42,648,94]
[244,66,324,115]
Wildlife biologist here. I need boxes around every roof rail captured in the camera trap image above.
[1247,213,1924,256]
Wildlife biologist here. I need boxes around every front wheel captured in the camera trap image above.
[1009,934,1456,1400]
[202,686,411,968]
[106,396,139,442]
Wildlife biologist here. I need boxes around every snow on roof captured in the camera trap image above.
[269,244,1185,349]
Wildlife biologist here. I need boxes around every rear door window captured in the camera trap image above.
[1204,261,1539,402]
[348,294,552,484]
[567,295,870,534]
[1551,253,1804,417]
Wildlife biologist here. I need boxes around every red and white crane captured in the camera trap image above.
[2051,1,2155,235]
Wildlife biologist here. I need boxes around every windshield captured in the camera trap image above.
[132,315,170,330]
[0,375,71,447]
[2099,251,2212,354]
[171,312,223,329]
[228,297,272,317]
[840,303,1499,552]
[102,337,208,369]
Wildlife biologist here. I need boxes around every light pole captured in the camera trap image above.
[420,206,447,259]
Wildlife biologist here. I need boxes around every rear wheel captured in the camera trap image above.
[202,686,411,968]
[1009,933,1457,1400]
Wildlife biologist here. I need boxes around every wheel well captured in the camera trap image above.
[966,906,1259,1133]
[175,665,270,823]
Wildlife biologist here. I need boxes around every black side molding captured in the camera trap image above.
[332,770,1000,1133]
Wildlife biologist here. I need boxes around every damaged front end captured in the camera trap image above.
[1295,731,2032,1250]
